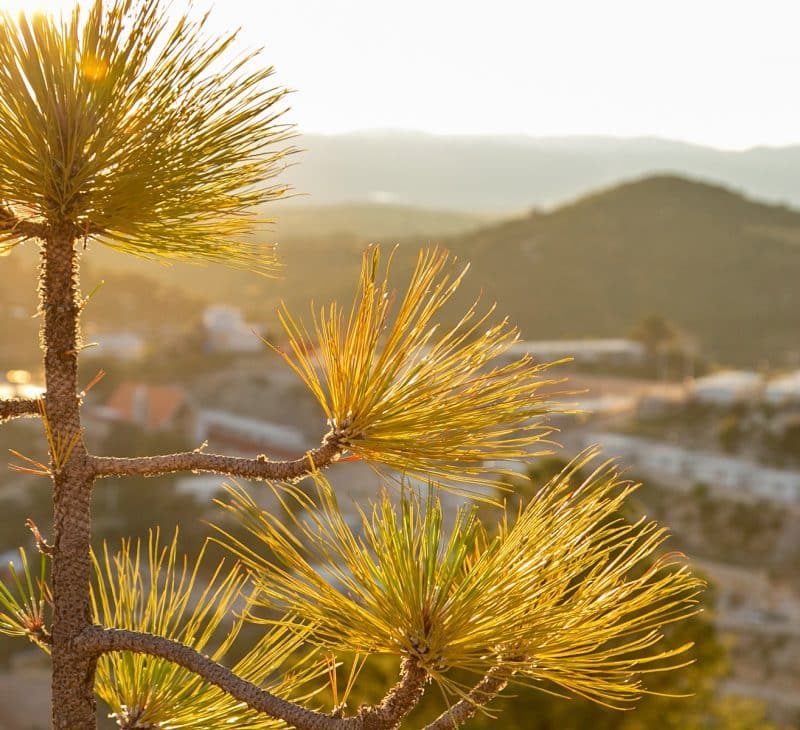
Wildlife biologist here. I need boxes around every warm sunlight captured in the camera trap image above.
[1,0,77,15]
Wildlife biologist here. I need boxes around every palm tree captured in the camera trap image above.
[0,2,701,728]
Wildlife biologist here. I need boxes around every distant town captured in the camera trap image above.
[2,172,800,727]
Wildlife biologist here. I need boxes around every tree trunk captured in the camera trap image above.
[41,227,98,729]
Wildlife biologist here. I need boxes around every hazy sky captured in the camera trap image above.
[11,0,800,150]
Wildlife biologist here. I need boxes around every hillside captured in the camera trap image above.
[284,132,800,213]
[264,175,800,367]
[4,175,798,369]
[268,201,489,239]
[443,175,800,366]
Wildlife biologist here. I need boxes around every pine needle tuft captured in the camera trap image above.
[271,245,567,493]
[216,453,703,709]
[0,1,292,273]
[91,528,322,729]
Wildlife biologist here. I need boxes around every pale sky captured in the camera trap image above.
[9,0,800,150]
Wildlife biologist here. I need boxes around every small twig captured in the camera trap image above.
[25,518,55,556]
[80,369,105,398]
[78,280,105,313]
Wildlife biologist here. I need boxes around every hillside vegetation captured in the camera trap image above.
[268,201,489,239]
[443,175,800,366]
[3,175,797,368]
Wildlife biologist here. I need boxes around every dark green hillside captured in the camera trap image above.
[447,175,800,366]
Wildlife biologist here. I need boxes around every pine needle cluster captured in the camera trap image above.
[0,0,291,270]
[273,246,566,492]
[216,453,702,709]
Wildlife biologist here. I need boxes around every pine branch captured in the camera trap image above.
[90,438,342,483]
[0,398,41,424]
[78,625,427,730]
[0,208,47,242]
[422,665,513,730]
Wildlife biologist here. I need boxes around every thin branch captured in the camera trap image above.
[423,665,513,730]
[90,438,343,483]
[0,398,41,424]
[77,625,427,730]
[0,207,47,240]
[13,221,48,239]
[25,517,55,556]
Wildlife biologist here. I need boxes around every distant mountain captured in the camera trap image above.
[440,175,800,367]
[31,174,800,369]
[268,201,489,239]
[197,175,800,366]
[283,132,800,214]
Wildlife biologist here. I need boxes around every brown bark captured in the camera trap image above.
[90,439,342,482]
[40,226,98,729]
[422,665,512,730]
[78,625,427,730]
[0,397,40,423]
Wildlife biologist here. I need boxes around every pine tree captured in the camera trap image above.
[0,2,701,728]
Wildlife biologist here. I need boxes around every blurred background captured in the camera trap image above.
[1,0,799,727]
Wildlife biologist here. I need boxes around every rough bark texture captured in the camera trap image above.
[0,397,40,423]
[422,666,512,730]
[79,626,427,730]
[90,439,342,482]
[41,227,98,729]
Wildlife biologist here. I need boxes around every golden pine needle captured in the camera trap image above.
[8,448,50,476]
[0,548,51,648]
[216,452,702,708]
[91,528,324,729]
[0,1,292,274]
[37,400,81,473]
[270,245,568,494]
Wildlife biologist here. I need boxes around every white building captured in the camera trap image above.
[765,370,800,407]
[690,370,763,406]
[175,475,228,500]
[503,338,645,366]
[197,409,305,456]
[202,305,263,354]
[586,431,800,504]
[84,332,145,362]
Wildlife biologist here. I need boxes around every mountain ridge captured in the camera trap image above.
[437,174,800,366]
[283,132,800,213]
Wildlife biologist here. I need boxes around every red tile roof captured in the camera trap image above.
[105,382,188,431]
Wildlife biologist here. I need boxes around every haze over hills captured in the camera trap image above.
[269,201,489,240]
[4,174,797,369]
[283,132,800,213]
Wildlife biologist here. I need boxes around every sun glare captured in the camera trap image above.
[1,0,78,16]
